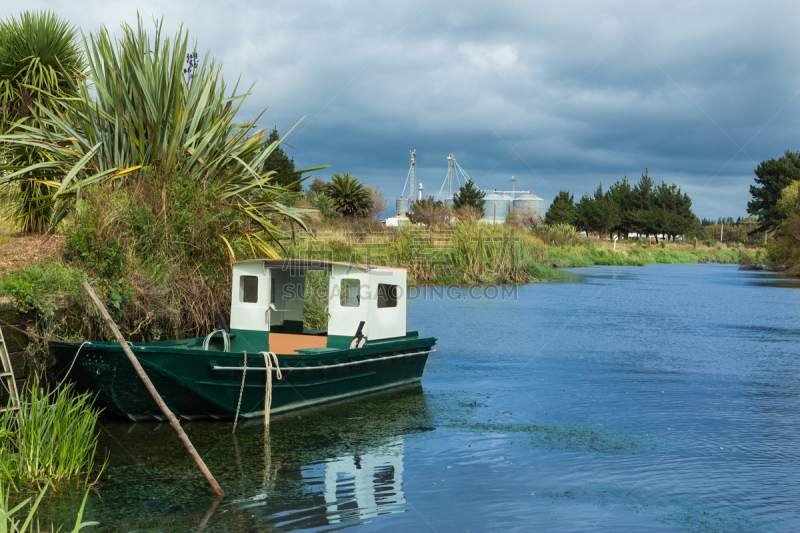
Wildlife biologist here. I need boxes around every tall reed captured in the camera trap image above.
[0,378,105,489]
[289,219,551,285]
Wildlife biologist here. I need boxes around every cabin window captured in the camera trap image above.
[271,277,276,304]
[240,275,259,303]
[377,283,398,308]
[340,279,361,307]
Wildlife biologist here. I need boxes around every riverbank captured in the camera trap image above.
[0,223,740,288]
[546,242,739,270]
[282,221,739,283]
[0,222,740,353]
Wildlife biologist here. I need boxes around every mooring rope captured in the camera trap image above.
[231,350,248,434]
[46,340,91,398]
[259,351,281,425]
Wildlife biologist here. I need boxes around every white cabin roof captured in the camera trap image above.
[233,259,406,272]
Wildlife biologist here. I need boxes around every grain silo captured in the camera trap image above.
[512,191,546,219]
[396,197,409,216]
[483,191,511,224]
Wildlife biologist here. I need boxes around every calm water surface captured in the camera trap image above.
[39,264,800,531]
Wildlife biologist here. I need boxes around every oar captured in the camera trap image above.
[82,282,224,496]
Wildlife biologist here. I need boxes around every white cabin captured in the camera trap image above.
[228,260,407,353]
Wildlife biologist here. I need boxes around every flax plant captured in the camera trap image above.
[0,15,326,256]
[0,10,87,232]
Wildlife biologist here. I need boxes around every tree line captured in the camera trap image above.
[545,170,697,241]
[700,217,750,227]
[747,150,800,274]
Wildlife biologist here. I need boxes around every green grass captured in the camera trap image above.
[0,263,88,313]
[544,243,737,269]
[0,377,106,490]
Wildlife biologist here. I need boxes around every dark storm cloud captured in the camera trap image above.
[7,0,800,217]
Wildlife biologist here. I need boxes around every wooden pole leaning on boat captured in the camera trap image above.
[82,282,224,496]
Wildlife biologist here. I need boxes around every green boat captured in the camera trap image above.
[50,259,436,421]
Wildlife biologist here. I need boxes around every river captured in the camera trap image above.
[40,264,800,531]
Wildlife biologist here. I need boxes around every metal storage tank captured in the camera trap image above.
[512,192,546,219]
[396,197,409,216]
[482,191,511,223]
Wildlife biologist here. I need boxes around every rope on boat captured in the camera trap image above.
[231,350,248,434]
[202,328,230,352]
[260,351,282,425]
[46,341,91,399]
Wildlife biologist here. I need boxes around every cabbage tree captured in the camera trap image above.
[324,172,372,217]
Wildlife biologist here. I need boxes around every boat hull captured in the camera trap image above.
[50,336,434,421]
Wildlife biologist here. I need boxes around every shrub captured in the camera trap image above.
[506,209,543,231]
[409,197,451,226]
[454,204,482,222]
[535,224,578,246]
[58,173,254,341]
[366,186,387,220]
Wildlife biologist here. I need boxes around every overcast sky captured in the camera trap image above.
[6,0,800,218]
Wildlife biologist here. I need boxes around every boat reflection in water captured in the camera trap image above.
[223,385,430,531]
[311,437,406,524]
[232,436,409,531]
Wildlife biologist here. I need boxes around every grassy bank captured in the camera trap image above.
[284,220,739,284]
[546,243,739,270]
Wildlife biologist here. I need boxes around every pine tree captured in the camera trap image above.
[629,169,655,237]
[545,190,576,225]
[452,179,486,215]
[263,126,300,191]
[747,151,800,234]
[607,178,634,237]
[576,184,620,238]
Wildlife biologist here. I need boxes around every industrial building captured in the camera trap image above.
[393,151,546,224]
